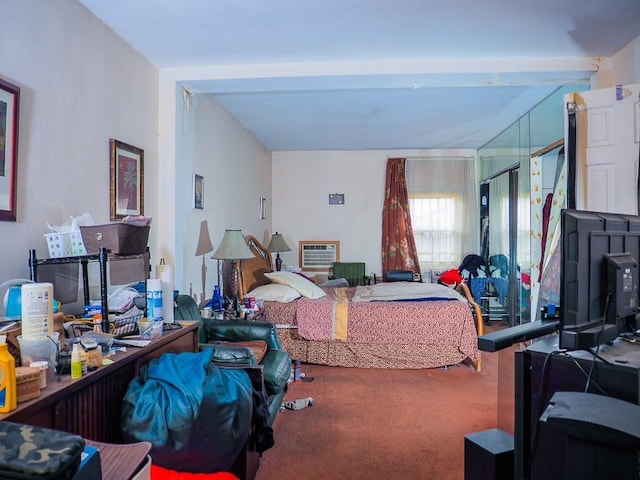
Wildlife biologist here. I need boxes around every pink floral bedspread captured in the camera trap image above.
[266,287,477,354]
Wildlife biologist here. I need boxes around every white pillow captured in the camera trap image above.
[247,284,301,303]
[265,271,326,299]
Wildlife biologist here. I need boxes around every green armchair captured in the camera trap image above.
[174,294,292,426]
[329,261,368,286]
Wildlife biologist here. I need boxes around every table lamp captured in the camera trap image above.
[212,229,254,310]
[268,232,291,271]
[195,220,214,307]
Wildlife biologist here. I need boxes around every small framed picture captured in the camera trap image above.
[194,174,204,209]
[110,139,144,221]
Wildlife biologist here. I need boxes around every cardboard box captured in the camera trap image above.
[80,224,149,255]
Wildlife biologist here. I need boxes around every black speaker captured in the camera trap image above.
[464,428,514,480]
[537,391,640,480]
[384,270,414,282]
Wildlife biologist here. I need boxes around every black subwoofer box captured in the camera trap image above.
[464,428,514,480]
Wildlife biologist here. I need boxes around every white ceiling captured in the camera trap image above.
[78,0,640,151]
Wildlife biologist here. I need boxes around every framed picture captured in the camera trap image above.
[0,77,20,221]
[110,139,144,220]
[194,173,204,209]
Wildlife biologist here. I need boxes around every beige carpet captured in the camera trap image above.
[255,350,503,480]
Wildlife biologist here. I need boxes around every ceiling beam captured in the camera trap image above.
[170,56,598,93]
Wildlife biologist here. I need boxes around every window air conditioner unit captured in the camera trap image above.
[299,241,340,272]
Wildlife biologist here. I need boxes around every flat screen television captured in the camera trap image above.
[560,208,640,350]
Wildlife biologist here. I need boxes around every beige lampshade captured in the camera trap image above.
[268,232,291,253]
[195,220,214,256]
[212,229,254,260]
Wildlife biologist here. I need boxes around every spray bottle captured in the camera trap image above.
[0,335,17,413]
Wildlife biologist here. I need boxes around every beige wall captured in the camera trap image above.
[592,35,640,88]
[176,93,272,300]
[272,151,386,277]
[0,1,158,286]
[272,150,476,277]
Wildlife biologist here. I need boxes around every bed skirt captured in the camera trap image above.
[276,326,479,370]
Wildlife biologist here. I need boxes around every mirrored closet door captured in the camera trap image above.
[483,167,520,325]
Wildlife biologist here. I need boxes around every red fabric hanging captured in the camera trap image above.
[381,158,421,274]
[539,193,553,282]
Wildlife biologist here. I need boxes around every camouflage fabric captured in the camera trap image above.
[0,421,85,479]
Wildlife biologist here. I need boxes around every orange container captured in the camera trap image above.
[0,337,17,413]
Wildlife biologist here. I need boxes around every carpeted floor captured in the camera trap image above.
[255,348,507,480]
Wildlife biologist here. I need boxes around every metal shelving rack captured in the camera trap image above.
[29,248,149,333]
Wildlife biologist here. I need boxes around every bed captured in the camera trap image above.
[241,235,483,371]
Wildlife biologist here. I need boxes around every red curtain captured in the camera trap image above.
[381,157,421,273]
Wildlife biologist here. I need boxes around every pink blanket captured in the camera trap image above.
[296,287,477,350]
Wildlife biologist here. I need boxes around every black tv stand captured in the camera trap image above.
[515,334,640,479]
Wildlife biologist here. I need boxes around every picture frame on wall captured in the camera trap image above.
[110,139,144,221]
[0,77,20,222]
[194,173,204,209]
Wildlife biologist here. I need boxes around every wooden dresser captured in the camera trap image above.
[0,322,199,443]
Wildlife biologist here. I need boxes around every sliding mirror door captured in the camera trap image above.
[484,167,521,325]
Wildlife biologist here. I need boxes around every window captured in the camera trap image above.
[409,195,459,268]
[406,156,479,273]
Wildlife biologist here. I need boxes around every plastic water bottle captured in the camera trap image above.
[294,360,302,383]
[146,278,163,322]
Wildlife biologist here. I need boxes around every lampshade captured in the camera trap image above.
[212,229,254,260]
[194,220,215,307]
[195,220,214,256]
[268,232,291,253]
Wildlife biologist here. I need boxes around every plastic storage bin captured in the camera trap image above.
[80,224,150,255]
